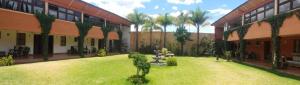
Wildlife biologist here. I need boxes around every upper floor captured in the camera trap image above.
[0,0,131,28]
[213,0,300,31]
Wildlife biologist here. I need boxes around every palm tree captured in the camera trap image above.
[189,7,209,56]
[127,10,147,51]
[142,16,161,48]
[156,13,173,48]
[34,12,55,61]
[174,12,192,55]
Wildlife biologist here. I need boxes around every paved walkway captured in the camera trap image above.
[245,59,300,77]
[14,54,96,64]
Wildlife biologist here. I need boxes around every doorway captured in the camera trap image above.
[34,35,54,55]
[264,41,271,62]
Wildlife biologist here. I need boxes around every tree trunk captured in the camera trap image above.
[78,36,84,58]
[42,33,49,61]
[181,43,184,55]
[197,25,200,56]
[163,25,167,48]
[135,25,139,52]
[150,27,153,48]
[272,36,281,69]
[160,30,163,48]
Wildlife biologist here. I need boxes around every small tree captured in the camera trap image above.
[174,26,191,55]
[75,22,93,57]
[174,12,191,55]
[35,12,55,61]
[128,52,151,84]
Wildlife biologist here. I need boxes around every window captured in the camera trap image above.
[74,37,77,42]
[17,33,26,46]
[67,15,74,21]
[251,16,256,22]
[294,40,300,53]
[279,2,291,14]
[91,39,95,46]
[265,8,274,18]
[280,0,288,3]
[58,12,66,19]
[257,12,265,21]
[60,36,66,46]
[0,0,2,7]
[21,0,33,13]
[74,12,81,22]
[293,0,300,8]
[49,5,58,17]
[33,0,44,13]
[257,7,264,12]
[7,1,18,10]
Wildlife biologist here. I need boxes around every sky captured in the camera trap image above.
[82,0,247,33]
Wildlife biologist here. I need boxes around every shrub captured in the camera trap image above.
[97,49,106,57]
[224,51,231,61]
[128,52,139,59]
[127,75,149,85]
[128,53,151,84]
[166,57,177,66]
[161,48,168,56]
[0,55,14,66]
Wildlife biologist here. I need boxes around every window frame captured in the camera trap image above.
[244,1,274,24]
[91,39,95,46]
[294,40,300,53]
[60,36,66,46]
[16,33,26,46]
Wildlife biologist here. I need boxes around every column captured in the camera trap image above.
[241,13,245,26]
[104,19,107,27]
[274,0,279,15]
[44,1,49,15]
[81,12,84,23]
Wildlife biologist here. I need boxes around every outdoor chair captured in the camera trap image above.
[22,47,30,57]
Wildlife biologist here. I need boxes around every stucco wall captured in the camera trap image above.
[0,30,34,54]
[130,32,214,53]
[121,26,131,50]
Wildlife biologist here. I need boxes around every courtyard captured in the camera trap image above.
[0,55,299,85]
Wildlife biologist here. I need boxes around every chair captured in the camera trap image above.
[23,47,30,57]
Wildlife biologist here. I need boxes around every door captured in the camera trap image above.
[98,39,104,49]
[264,41,271,61]
[34,35,54,55]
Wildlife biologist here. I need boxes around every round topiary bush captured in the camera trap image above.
[97,49,106,57]
[166,57,177,66]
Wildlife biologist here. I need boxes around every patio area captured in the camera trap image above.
[245,59,300,77]
[13,54,95,64]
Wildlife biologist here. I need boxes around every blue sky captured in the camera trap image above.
[83,0,246,33]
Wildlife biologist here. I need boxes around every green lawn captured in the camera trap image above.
[0,55,299,85]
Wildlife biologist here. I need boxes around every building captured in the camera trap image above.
[213,0,300,66]
[0,0,131,57]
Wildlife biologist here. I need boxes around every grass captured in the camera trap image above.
[0,54,299,85]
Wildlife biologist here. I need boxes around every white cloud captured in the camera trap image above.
[154,5,159,9]
[149,14,159,18]
[82,0,150,18]
[170,10,189,17]
[172,6,178,10]
[208,8,232,15]
[167,0,202,5]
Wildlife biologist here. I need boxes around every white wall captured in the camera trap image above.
[0,30,100,55]
[121,27,131,50]
[0,30,34,54]
[53,36,98,54]
[53,36,77,54]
